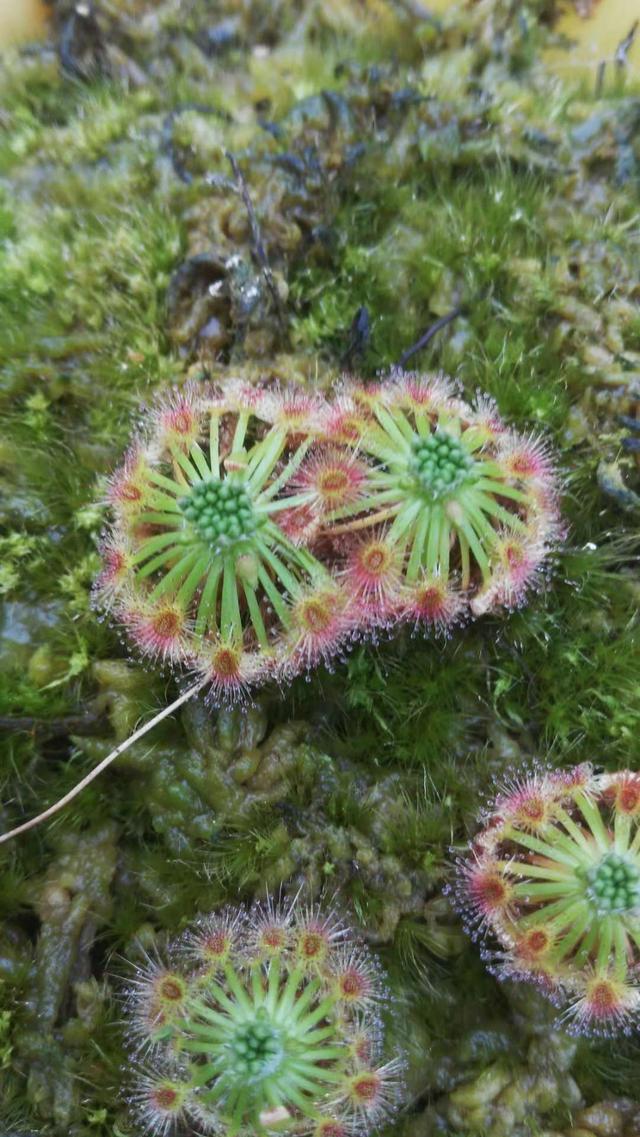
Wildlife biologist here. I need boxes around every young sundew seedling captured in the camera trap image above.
[453,765,640,1037]
[126,900,404,1137]
[318,373,562,632]
[96,380,354,701]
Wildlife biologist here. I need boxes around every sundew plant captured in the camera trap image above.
[96,373,561,705]
[321,374,561,630]
[454,766,640,1036]
[97,380,353,701]
[126,899,403,1136]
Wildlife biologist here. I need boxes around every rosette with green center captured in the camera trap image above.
[323,374,561,629]
[454,765,640,1037]
[97,382,352,699]
[127,901,404,1136]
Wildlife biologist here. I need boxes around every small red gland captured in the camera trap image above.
[301,601,332,634]
[317,1123,347,1137]
[152,611,181,639]
[352,1073,380,1103]
[509,453,538,476]
[261,927,286,950]
[617,779,640,814]
[281,402,309,424]
[418,587,441,609]
[590,982,618,1017]
[406,385,435,406]
[154,1087,180,1110]
[559,764,591,791]
[476,874,508,908]
[354,1037,371,1063]
[300,931,325,958]
[360,546,388,574]
[318,469,350,495]
[520,796,546,822]
[334,415,362,441]
[170,409,195,435]
[105,550,127,575]
[120,481,143,503]
[158,977,185,1002]
[505,542,526,569]
[414,584,450,619]
[519,929,550,959]
[339,969,368,999]
[212,649,240,678]
[202,931,230,958]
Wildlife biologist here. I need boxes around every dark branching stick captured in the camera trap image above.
[226,151,287,336]
[615,20,638,69]
[0,677,207,846]
[396,302,466,369]
[596,20,638,95]
[341,305,371,368]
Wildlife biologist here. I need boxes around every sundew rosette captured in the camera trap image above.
[95,373,562,701]
[125,899,404,1136]
[96,381,354,701]
[318,373,561,632]
[453,765,640,1036]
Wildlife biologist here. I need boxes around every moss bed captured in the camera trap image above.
[0,1,639,1134]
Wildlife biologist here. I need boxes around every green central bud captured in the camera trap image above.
[179,478,257,548]
[229,1013,284,1079]
[409,430,476,499]
[586,853,640,914]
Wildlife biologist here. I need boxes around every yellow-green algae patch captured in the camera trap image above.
[546,0,640,85]
[0,0,49,47]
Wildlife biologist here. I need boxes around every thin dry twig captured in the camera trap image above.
[0,678,207,845]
